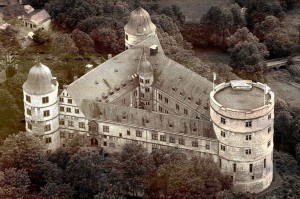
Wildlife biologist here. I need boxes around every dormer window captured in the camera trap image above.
[187,96,192,101]
[172,88,176,92]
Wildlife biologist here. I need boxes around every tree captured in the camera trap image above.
[200,6,233,47]
[23,0,49,9]
[230,3,247,30]
[117,143,154,197]
[275,111,293,150]
[51,33,79,60]
[227,27,269,72]
[245,0,285,27]
[32,29,51,45]
[71,29,95,55]
[0,168,30,199]
[0,132,62,192]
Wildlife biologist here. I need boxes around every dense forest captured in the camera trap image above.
[0,0,300,198]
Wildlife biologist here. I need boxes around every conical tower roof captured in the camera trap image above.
[138,48,153,76]
[124,6,156,36]
[23,62,54,95]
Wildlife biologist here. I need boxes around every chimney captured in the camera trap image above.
[108,54,112,59]
[74,76,78,81]
[150,45,158,56]
[63,84,68,89]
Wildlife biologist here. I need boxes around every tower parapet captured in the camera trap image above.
[210,80,274,193]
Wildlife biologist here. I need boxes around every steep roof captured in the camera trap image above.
[67,34,212,118]
[30,9,50,25]
[23,62,54,95]
[124,6,156,35]
[82,100,216,139]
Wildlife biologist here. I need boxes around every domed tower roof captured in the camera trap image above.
[124,6,156,36]
[23,62,55,95]
[138,48,153,76]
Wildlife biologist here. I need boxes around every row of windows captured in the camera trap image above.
[59,120,85,128]
[220,142,271,153]
[60,106,79,114]
[231,159,267,174]
[220,114,272,126]
[59,98,72,104]
[60,131,74,139]
[220,127,272,139]
[140,78,150,84]
[26,95,49,104]
[26,124,50,131]
[102,127,211,149]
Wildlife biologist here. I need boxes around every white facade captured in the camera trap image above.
[210,81,275,193]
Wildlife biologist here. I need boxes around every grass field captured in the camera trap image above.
[160,0,232,21]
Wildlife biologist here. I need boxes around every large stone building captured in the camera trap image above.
[22,7,275,194]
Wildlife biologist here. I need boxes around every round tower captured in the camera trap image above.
[23,62,60,152]
[137,48,153,110]
[124,6,156,49]
[210,80,274,193]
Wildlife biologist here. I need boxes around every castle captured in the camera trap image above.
[22,7,274,194]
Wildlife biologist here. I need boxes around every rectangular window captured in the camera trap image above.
[145,101,150,105]
[184,109,188,115]
[43,110,50,117]
[249,164,253,173]
[60,131,65,138]
[164,97,168,103]
[246,134,252,140]
[268,114,271,120]
[145,88,150,92]
[66,107,71,113]
[68,99,72,104]
[192,141,198,147]
[27,108,31,116]
[27,122,32,130]
[45,137,52,144]
[268,127,271,133]
[140,79,143,83]
[68,121,74,127]
[119,133,122,137]
[103,125,109,132]
[69,133,74,139]
[60,106,64,112]
[136,130,142,137]
[219,159,222,168]
[42,97,49,104]
[206,144,210,150]
[169,136,175,143]
[125,34,128,40]
[221,131,225,137]
[75,109,80,114]
[141,93,144,98]
[233,163,236,172]
[159,106,163,112]
[145,79,150,84]
[245,149,252,155]
[252,176,255,180]
[176,104,180,110]
[134,91,137,97]
[44,124,51,132]
[221,117,226,124]
[127,130,130,136]
[59,120,65,125]
[245,121,252,127]
[165,110,168,114]
[152,132,158,140]
[158,93,162,100]
[179,138,185,145]
[221,145,226,151]
[79,122,85,128]
[59,97,64,102]
[160,135,166,142]
[264,158,266,168]
[26,95,31,103]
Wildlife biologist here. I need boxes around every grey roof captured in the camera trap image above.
[82,100,216,139]
[29,9,50,25]
[67,34,212,118]
[124,6,156,35]
[23,62,54,95]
